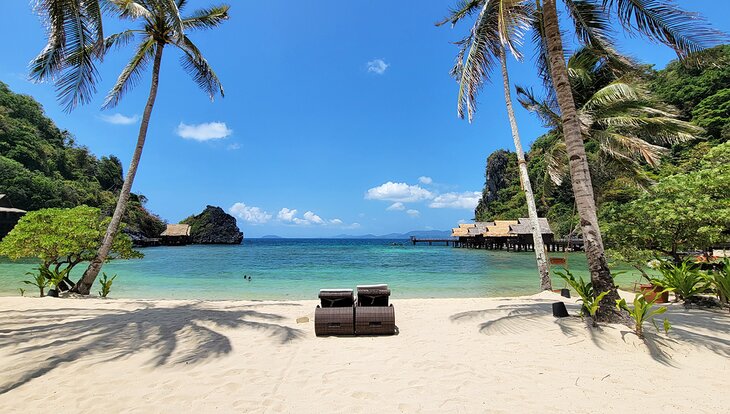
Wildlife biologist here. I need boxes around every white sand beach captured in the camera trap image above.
[0,292,728,413]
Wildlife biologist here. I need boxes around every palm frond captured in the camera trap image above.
[436,0,484,27]
[452,1,502,121]
[496,0,533,59]
[515,85,561,128]
[582,82,641,111]
[594,130,668,167]
[602,0,726,60]
[182,5,230,31]
[102,36,156,109]
[106,0,153,19]
[175,35,224,100]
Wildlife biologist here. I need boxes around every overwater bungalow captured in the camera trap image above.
[0,194,26,239]
[160,224,192,246]
[452,218,556,251]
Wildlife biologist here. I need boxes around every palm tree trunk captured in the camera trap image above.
[499,49,551,290]
[72,42,165,295]
[540,0,619,321]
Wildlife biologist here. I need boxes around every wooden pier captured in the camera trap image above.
[410,237,457,246]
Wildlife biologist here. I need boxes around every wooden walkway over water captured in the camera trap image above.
[410,236,584,252]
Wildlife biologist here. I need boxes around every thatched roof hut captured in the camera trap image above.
[161,224,191,237]
[0,194,26,239]
[509,218,552,235]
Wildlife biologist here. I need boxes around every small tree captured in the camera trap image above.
[0,206,141,295]
[604,143,730,262]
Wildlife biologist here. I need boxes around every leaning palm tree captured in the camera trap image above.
[516,47,702,191]
[438,0,553,290]
[31,0,230,294]
[532,0,722,321]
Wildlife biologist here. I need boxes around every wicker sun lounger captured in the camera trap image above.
[315,289,355,336]
[355,284,396,335]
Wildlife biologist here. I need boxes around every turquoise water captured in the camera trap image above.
[0,239,643,300]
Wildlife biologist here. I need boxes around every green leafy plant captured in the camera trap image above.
[23,269,50,297]
[709,259,730,309]
[18,288,25,297]
[98,273,117,298]
[555,269,609,325]
[616,292,672,339]
[651,260,711,305]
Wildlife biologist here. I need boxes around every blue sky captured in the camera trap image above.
[1,0,728,237]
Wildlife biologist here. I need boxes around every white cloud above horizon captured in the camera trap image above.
[229,202,272,224]
[429,191,481,209]
[176,122,232,141]
[100,113,139,125]
[406,209,420,217]
[367,59,389,75]
[386,202,406,211]
[418,176,433,185]
[365,182,433,203]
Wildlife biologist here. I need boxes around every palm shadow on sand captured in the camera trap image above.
[0,302,304,395]
[450,300,730,366]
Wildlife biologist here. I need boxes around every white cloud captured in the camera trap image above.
[277,208,297,222]
[365,182,433,203]
[406,209,420,217]
[100,113,139,125]
[176,122,232,141]
[367,59,389,75]
[229,202,271,224]
[329,218,343,225]
[303,211,324,224]
[347,222,361,229]
[418,176,433,185]
[227,143,241,151]
[386,202,406,211]
[429,191,481,209]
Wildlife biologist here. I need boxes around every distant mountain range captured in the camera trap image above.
[332,230,452,240]
[252,230,452,240]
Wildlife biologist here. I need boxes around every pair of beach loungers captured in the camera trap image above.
[314,284,396,336]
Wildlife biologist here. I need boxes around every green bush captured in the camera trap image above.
[651,260,711,305]
[709,259,730,308]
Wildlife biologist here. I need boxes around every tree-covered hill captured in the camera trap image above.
[0,81,164,239]
[475,45,730,241]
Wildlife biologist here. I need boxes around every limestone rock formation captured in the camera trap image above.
[181,206,243,244]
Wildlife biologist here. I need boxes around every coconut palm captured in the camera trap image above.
[31,0,230,294]
[438,0,552,290]
[516,47,702,190]
[29,0,187,112]
[532,0,722,321]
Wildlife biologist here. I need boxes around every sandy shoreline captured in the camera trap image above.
[0,292,728,413]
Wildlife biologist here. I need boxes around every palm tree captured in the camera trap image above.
[33,0,229,294]
[30,0,187,112]
[516,48,702,192]
[535,0,721,321]
[439,0,552,290]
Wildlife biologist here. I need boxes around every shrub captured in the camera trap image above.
[651,260,711,305]
[709,259,730,308]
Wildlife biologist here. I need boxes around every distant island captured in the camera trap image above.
[260,235,283,239]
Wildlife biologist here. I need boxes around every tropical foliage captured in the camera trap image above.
[0,206,141,290]
[603,142,730,261]
[0,81,164,238]
[650,260,712,305]
[554,269,609,324]
[616,293,671,339]
[476,45,730,255]
[98,273,117,298]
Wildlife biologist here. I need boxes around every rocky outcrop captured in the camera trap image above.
[181,206,243,244]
